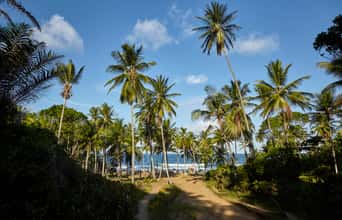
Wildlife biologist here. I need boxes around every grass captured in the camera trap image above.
[148,185,197,220]
[205,180,288,220]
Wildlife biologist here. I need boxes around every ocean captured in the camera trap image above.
[114,152,246,171]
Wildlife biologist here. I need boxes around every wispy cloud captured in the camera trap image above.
[127,19,175,50]
[186,74,208,84]
[168,3,194,37]
[32,14,84,52]
[234,34,279,55]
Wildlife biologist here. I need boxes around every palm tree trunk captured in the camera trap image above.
[223,50,254,156]
[149,138,156,178]
[160,120,171,183]
[94,149,97,173]
[57,96,67,144]
[176,149,179,173]
[331,143,339,174]
[130,105,135,184]
[282,113,289,146]
[267,117,276,148]
[183,145,186,173]
[85,144,90,171]
[101,148,105,176]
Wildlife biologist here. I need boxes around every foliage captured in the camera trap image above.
[206,145,342,219]
[0,24,61,123]
[0,124,143,219]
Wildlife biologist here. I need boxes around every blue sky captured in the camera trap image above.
[18,0,340,135]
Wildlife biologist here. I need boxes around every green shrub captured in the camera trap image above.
[0,125,143,219]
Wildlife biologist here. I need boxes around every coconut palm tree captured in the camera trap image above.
[89,106,101,173]
[150,75,180,183]
[192,86,228,130]
[179,127,188,173]
[0,0,40,30]
[98,103,114,176]
[254,60,312,146]
[198,126,214,170]
[311,89,341,174]
[136,94,157,178]
[105,43,155,183]
[56,60,85,143]
[318,57,342,92]
[222,81,255,157]
[193,1,251,142]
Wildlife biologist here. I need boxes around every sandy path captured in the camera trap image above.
[137,175,260,220]
[172,175,259,220]
[137,179,167,220]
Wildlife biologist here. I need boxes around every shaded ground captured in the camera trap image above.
[137,175,260,220]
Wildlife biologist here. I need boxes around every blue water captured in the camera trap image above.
[113,152,246,171]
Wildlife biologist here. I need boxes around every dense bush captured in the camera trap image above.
[0,125,143,219]
[206,146,342,219]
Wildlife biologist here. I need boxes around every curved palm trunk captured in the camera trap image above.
[223,50,254,156]
[160,120,171,183]
[130,105,135,184]
[57,97,67,143]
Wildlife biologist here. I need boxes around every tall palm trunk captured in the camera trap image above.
[101,148,105,176]
[331,143,339,174]
[94,149,97,173]
[267,117,276,148]
[85,143,90,171]
[130,105,135,184]
[282,113,289,146]
[176,149,179,173]
[223,50,254,156]
[183,145,186,173]
[149,136,156,178]
[160,119,171,183]
[57,96,67,143]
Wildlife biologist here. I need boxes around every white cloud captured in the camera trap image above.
[187,120,218,134]
[235,34,279,55]
[168,4,194,37]
[127,19,175,50]
[186,74,208,84]
[32,14,84,52]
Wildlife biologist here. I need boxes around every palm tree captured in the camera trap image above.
[192,86,227,130]
[98,103,114,176]
[136,94,157,178]
[222,81,255,157]
[311,89,341,174]
[198,126,214,170]
[179,127,188,173]
[318,57,342,92]
[0,24,61,122]
[105,43,155,183]
[193,1,251,144]
[254,60,312,146]
[89,106,101,173]
[0,0,41,30]
[56,60,85,143]
[150,75,180,183]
